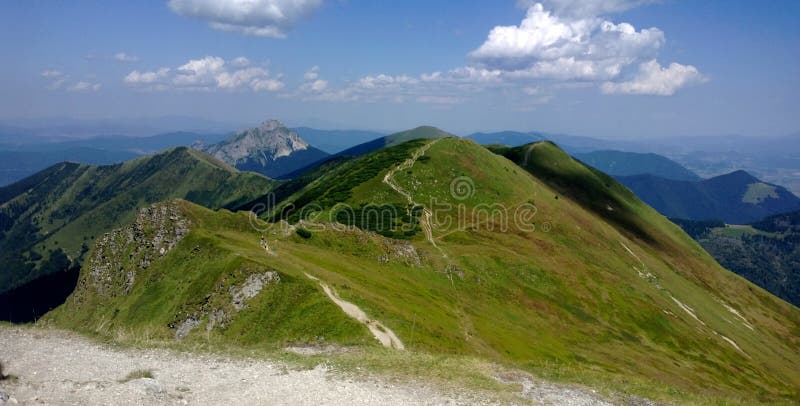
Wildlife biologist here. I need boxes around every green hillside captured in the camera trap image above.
[50,136,800,403]
[0,147,276,293]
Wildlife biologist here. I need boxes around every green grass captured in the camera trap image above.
[743,182,779,204]
[44,137,800,404]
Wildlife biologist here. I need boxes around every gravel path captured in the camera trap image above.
[0,327,486,405]
[0,326,620,405]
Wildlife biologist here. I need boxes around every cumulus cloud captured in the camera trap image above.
[469,3,663,78]
[68,81,102,92]
[459,1,701,95]
[114,52,139,62]
[123,56,283,92]
[167,0,322,38]
[124,68,170,85]
[601,60,706,96]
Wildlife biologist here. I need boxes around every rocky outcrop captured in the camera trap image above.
[230,272,280,310]
[174,270,280,339]
[88,201,191,297]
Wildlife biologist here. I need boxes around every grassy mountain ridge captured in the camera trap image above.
[49,136,800,403]
[281,126,452,179]
[0,146,276,295]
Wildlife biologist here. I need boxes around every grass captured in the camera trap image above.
[43,138,800,404]
[119,369,155,382]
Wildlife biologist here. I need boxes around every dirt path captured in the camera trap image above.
[0,327,477,405]
[382,139,445,257]
[305,273,405,350]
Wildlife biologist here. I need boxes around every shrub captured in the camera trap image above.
[296,228,312,239]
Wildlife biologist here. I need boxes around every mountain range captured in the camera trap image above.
[617,170,800,223]
[0,130,795,402]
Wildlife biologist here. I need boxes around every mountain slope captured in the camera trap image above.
[50,136,800,403]
[0,147,275,300]
[617,170,800,223]
[201,120,329,179]
[575,150,700,181]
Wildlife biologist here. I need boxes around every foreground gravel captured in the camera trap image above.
[0,326,615,405]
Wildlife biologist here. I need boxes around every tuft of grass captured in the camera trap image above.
[119,369,154,383]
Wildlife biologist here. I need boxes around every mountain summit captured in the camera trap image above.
[201,120,329,179]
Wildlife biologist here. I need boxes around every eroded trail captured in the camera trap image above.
[305,273,405,350]
[382,139,445,257]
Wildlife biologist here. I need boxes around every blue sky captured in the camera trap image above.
[1,0,798,137]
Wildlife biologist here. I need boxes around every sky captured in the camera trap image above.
[0,0,798,138]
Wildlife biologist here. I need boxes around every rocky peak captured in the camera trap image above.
[202,119,310,165]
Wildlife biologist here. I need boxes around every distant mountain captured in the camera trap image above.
[574,150,701,181]
[201,120,329,179]
[467,131,645,153]
[467,131,545,147]
[0,148,139,186]
[0,116,238,139]
[0,147,275,304]
[291,127,385,154]
[617,170,800,223]
[672,211,800,307]
[35,131,229,154]
[0,132,230,187]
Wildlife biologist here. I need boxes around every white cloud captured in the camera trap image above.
[167,0,322,38]
[416,95,462,105]
[114,52,139,62]
[469,3,664,80]
[230,56,251,68]
[601,60,706,96]
[41,70,67,90]
[68,81,102,92]
[123,56,283,92]
[41,70,63,79]
[124,68,170,84]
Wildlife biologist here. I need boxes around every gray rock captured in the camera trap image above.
[230,272,280,310]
